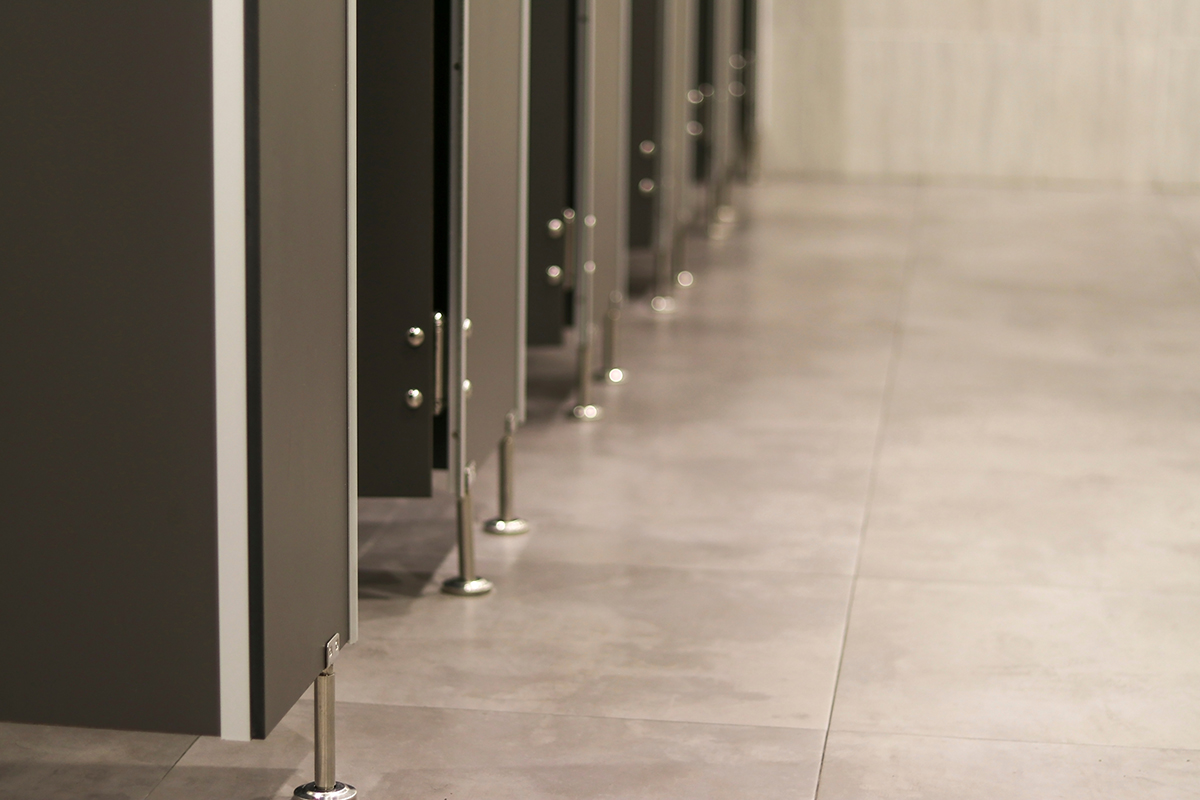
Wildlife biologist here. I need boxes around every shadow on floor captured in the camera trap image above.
[357,494,458,600]
[0,761,180,800]
[146,765,297,800]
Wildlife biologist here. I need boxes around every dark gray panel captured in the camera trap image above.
[526,0,575,346]
[252,0,350,738]
[738,0,756,173]
[465,0,523,466]
[357,0,438,498]
[628,0,660,250]
[694,0,714,182]
[0,1,221,734]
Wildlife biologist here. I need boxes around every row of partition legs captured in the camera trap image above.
[299,273,698,795]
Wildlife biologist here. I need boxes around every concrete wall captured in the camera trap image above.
[758,0,1200,186]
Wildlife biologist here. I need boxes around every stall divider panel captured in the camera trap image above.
[464,0,526,468]
[591,0,631,373]
[251,0,353,738]
[0,1,223,736]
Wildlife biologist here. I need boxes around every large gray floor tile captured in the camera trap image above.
[817,731,1200,800]
[469,422,877,576]
[830,579,1200,749]
[858,469,1200,592]
[150,702,824,800]
[0,722,194,800]
[338,560,852,730]
[1160,193,1200,252]
[877,341,1200,482]
[902,278,1200,362]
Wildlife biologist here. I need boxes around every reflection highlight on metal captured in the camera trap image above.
[572,403,603,420]
[485,413,530,536]
[602,290,626,384]
[650,295,676,313]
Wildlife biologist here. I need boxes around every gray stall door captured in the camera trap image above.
[526,0,576,346]
[628,0,661,255]
[357,0,442,498]
[0,0,354,740]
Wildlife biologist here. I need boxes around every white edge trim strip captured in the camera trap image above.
[213,0,251,742]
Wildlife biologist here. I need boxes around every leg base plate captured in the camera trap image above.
[650,295,676,313]
[442,576,493,596]
[571,404,604,421]
[484,517,530,535]
[294,782,357,800]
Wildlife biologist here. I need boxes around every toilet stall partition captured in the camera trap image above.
[526,0,577,347]
[463,0,528,481]
[357,0,531,589]
[628,0,662,273]
[652,0,698,306]
[706,0,743,229]
[0,0,355,741]
[590,0,632,386]
[357,0,443,500]
[570,0,603,421]
[736,0,758,179]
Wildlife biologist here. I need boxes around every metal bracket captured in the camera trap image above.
[325,634,340,669]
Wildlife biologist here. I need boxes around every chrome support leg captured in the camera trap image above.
[484,413,530,535]
[293,670,356,800]
[650,243,676,314]
[602,290,627,384]
[442,464,493,596]
[571,260,603,421]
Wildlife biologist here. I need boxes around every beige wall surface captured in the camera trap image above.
[759,0,1200,186]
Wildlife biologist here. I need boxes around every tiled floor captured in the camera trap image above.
[5,182,1200,798]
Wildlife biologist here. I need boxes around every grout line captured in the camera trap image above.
[813,187,923,799]
[824,725,1200,754]
[335,698,829,734]
[824,572,1200,598]
[140,736,199,800]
